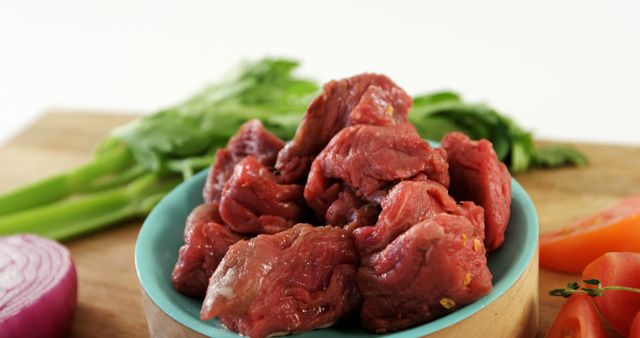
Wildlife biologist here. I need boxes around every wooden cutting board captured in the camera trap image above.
[1,112,639,337]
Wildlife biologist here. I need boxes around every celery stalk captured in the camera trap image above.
[0,147,135,217]
[0,174,179,240]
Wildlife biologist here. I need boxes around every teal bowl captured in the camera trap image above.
[135,169,538,337]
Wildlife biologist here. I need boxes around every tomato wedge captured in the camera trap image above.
[582,252,640,337]
[630,312,640,338]
[540,195,640,273]
[544,294,606,338]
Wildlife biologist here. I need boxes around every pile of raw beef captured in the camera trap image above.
[171,74,512,338]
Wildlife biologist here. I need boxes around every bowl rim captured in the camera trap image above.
[135,170,538,337]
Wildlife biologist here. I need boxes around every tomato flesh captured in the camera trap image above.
[544,294,606,338]
[540,195,640,273]
[630,312,640,338]
[582,252,640,337]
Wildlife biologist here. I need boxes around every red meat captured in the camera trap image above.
[441,132,512,252]
[200,224,360,338]
[172,203,244,298]
[304,124,449,222]
[353,180,469,256]
[182,203,223,241]
[219,156,305,234]
[358,213,493,332]
[325,188,380,232]
[276,74,412,183]
[204,119,285,203]
[171,74,509,336]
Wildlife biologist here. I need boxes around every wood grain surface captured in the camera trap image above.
[1,112,639,337]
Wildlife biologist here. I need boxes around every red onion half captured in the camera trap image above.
[0,234,77,338]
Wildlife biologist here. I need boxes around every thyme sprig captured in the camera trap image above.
[549,279,640,298]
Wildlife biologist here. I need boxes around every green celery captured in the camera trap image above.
[0,147,134,216]
[0,174,179,240]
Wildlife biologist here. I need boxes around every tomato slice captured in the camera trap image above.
[540,195,640,273]
[630,312,640,338]
[582,252,640,337]
[544,294,606,338]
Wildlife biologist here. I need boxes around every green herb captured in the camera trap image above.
[549,279,640,298]
[97,59,318,175]
[0,58,318,240]
[409,91,587,173]
[533,144,588,168]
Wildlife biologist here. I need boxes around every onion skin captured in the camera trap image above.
[0,234,77,338]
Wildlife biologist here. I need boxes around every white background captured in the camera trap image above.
[1,0,639,146]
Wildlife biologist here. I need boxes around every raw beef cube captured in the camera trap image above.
[204,119,285,203]
[200,224,360,338]
[204,149,234,204]
[276,74,412,183]
[358,213,493,332]
[219,156,305,234]
[304,124,449,221]
[182,203,223,240]
[172,203,244,298]
[353,180,461,256]
[441,131,512,251]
